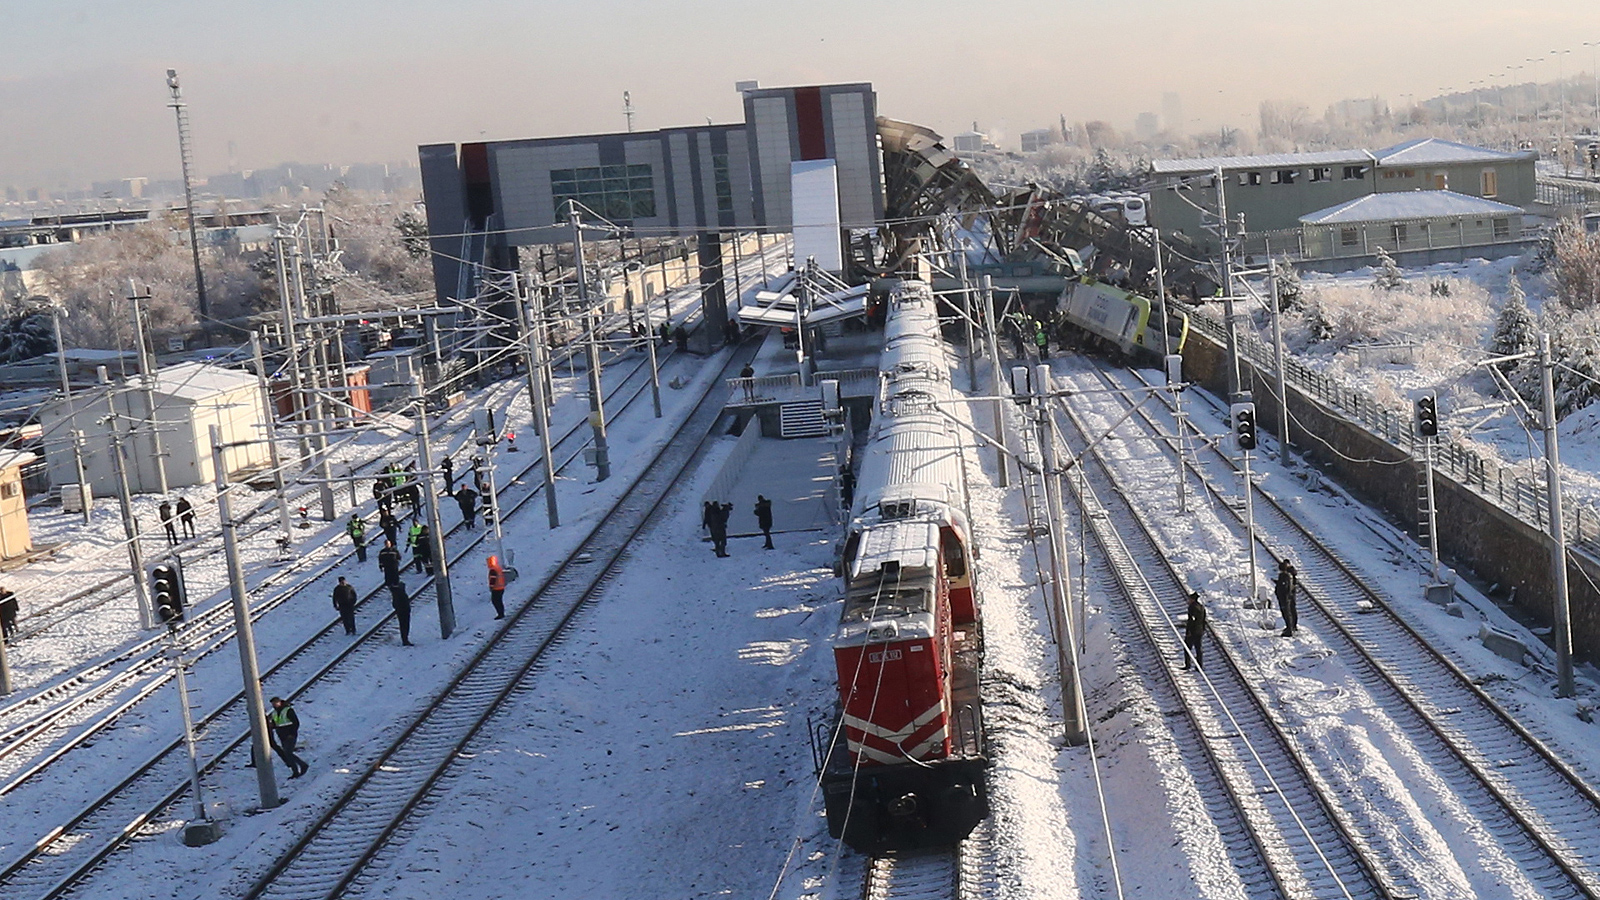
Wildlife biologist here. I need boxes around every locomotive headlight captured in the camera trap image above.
[867,621,900,642]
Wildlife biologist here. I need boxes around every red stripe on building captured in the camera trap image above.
[794,87,827,161]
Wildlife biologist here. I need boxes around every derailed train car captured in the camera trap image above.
[820,280,988,853]
[1059,275,1189,360]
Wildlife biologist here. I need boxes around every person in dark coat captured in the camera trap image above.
[267,696,309,778]
[374,477,392,513]
[380,509,400,548]
[456,485,480,530]
[0,588,18,642]
[332,576,359,635]
[707,501,730,558]
[441,456,455,494]
[701,500,716,535]
[347,514,368,563]
[754,495,774,550]
[175,496,196,538]
[378,540,402,585]
[840,466,855,510]
[1275,560,1299,637]
[724,318,741,345]
[674,324,689,352]
[659,321,672,346]
[159,500,178,546]
[1182,591,1207,670]
[389,580,413,645]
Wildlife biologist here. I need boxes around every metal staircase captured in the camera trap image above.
[779,400,829,438]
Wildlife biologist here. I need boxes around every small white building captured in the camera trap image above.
[1298,190,1525,260]
[952,131,987,154]
[1020,129,1056,153]
[38,361,271,497]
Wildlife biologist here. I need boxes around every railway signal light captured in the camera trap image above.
[1415,394,1439,438]
[150,561,186,627]
[1231,402,1257,451]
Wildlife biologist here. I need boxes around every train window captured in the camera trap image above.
[941,531,967,578]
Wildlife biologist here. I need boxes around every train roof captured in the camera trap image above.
[836,521,941,646]
[852,414,966,518]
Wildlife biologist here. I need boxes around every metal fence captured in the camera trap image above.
[1189,311,1600,548]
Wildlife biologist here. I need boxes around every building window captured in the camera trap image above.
[1310,167,1331,182]
[1481,168,1499,197]
[550,164,656,222]
[1493,217,1511,239]
[0,482,14,500]
[1431,172,1448,190]
[1382,168,1417,180]
[1391,223,1408,245]
[711,153,734,214]
[1340,227,1360,247]
[1270,169,1296,185]
[1343,165,1366,180]
[1239,171,1262,186]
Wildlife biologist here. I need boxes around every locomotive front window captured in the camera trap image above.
[942,531,967,578]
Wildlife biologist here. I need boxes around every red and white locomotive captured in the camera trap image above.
[821,280,988,853]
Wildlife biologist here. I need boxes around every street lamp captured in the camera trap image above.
[1529,57,1543,117]
[1586,41,1600,132]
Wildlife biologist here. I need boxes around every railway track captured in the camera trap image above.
[1052,379,1396,900]
[862,851,961,900]
[1070,357,1600,897]
[232,343,756,900]
[0,337,684,900]
[0,340,670,795]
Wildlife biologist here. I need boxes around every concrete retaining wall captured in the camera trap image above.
[1182,329,1600,663]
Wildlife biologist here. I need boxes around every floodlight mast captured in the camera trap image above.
[166,69,210,326]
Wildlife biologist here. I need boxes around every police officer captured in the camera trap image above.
[267,697,309,778]
[332,576,359,635]
[411,523,434,575]
[380,508,400,548]
[1275,560,1299,637]
[347,513,368,563]
[1182,591,1207,670]
[378,539,402,585]
[487,554,507,619]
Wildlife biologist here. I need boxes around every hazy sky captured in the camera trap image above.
[5,1,1599,190]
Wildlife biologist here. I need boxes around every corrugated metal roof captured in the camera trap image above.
[1152,149,1374,175]
[1373,138,1529,165]
[1299,190,1524,224]
[0,450,37,472]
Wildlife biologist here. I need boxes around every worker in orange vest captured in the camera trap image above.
[487,554,507,620]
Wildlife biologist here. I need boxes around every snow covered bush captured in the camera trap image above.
[1291,275,1490,370]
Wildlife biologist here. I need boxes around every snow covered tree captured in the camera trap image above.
[395,210,430,260]
[1303,290,1334,343]
[1489,271,1536,373]
[1274,260,1303,311]
[1548,217,1600,310]
[1372,247,1407,292]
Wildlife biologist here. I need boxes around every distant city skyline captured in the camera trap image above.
[5,0,1599,190]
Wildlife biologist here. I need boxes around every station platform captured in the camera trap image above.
[702,430,843,544]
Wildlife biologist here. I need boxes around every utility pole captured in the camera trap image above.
[982,276,1010,487]
[634,237,663,418]
[250,333,296,546]
[570,204,611,481]
[1539,334,1575,697]
[128,285,170,496]
[514,276,560,528]
[289,243,336,521]
[165,70,209,326]
[210,425,281,809]
[1031,365,1086,745]
[1268,257,1291,467]
[623,90,636,133]
[51,303,92,524]
[1214,166,1242,398]
[953,227,979,392]
[1151,226,1171,358]
[107,422,155,629]
[410,383,457,638]
[273,228,311,465]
